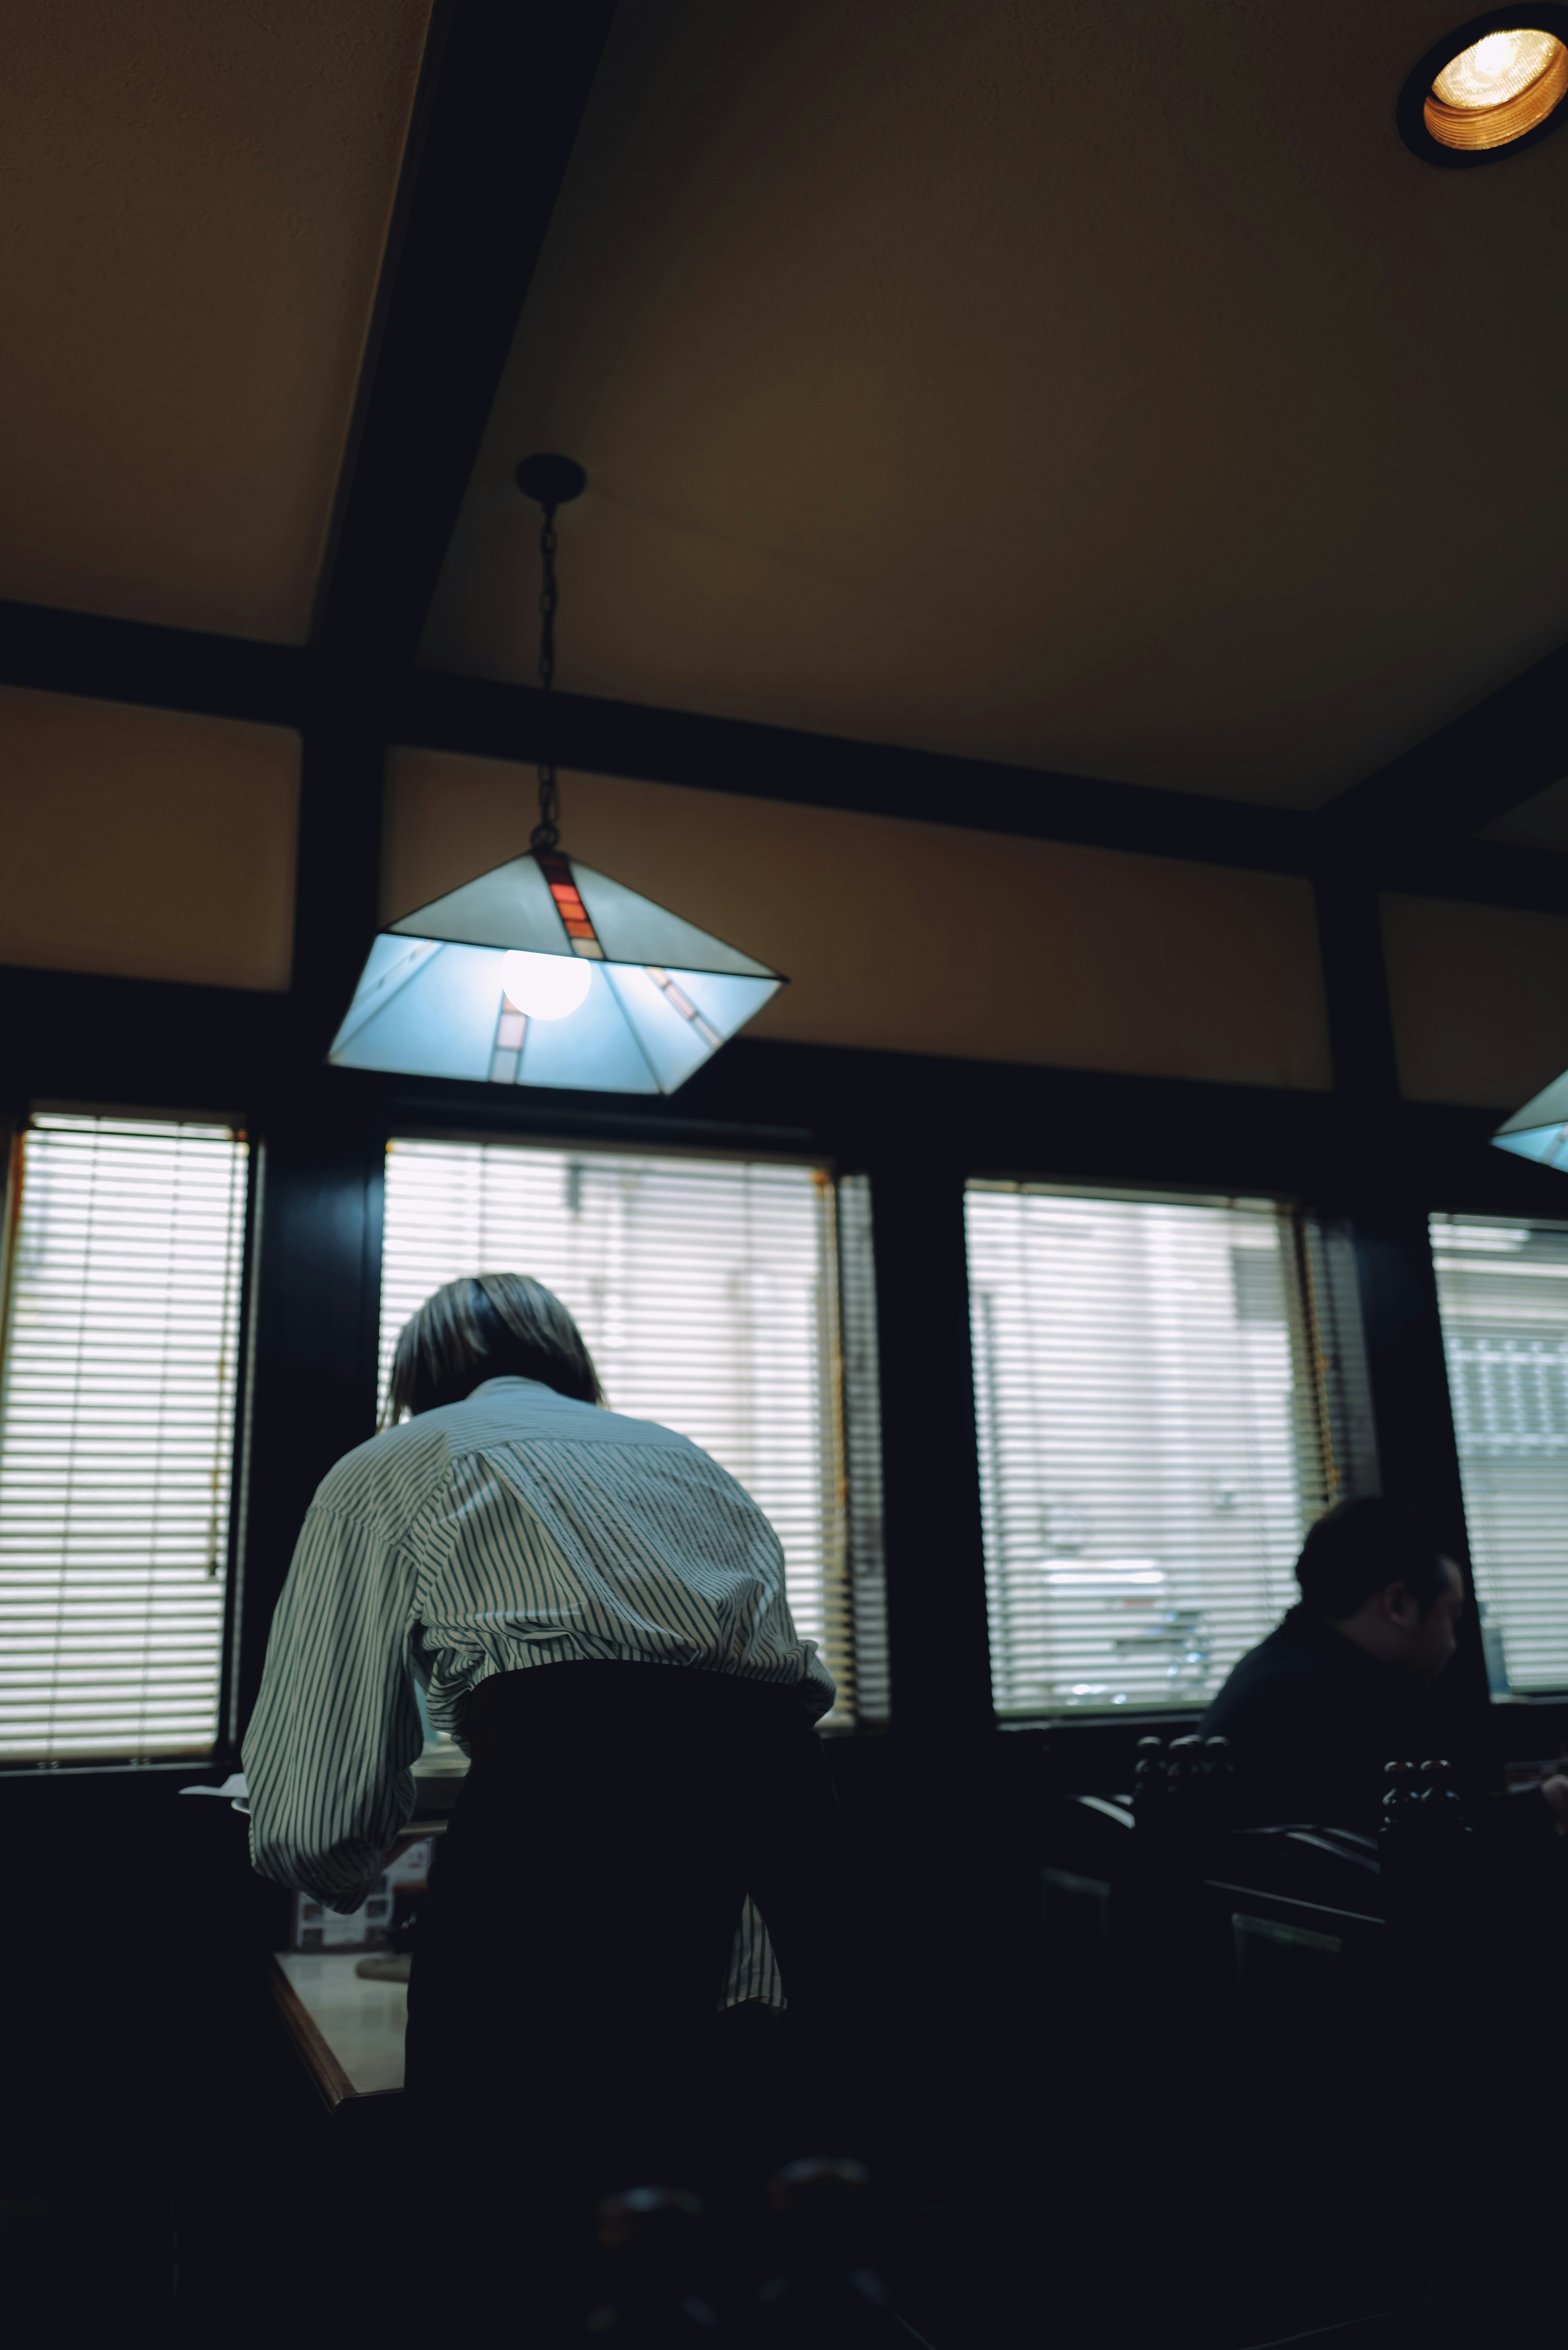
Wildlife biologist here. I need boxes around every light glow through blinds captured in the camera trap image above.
[1432,1212,1568,1694]
[0,1114,248,1761]
[967,1186,1339,1718]
[381,1140,854,1718]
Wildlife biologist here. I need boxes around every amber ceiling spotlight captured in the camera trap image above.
[1399,9,1568,163]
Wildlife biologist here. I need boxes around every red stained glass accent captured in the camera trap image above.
[537,848,601,945]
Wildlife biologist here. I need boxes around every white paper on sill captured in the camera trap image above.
[179,1770,250,1813]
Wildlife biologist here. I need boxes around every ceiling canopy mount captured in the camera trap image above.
[514,452,588,513]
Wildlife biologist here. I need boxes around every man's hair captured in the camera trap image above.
[383,1273,603,1426]
[1294,1496,1453,1619]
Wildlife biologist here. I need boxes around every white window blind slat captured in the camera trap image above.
[967,1184,1343,1719]
[380,1139,855,1717]
[0,1113,248,1762]
[1431,1211,1568,1694]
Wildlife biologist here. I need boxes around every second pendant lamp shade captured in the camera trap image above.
[1492,1067,1568,1171]
[329,453,786,1095]
[329,845,784,1093]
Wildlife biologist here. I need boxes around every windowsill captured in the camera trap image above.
[0,1752,237,1781]
[0,1717,892,1785]
[998,1706,1210,1732]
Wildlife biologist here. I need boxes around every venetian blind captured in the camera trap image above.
[380,1139,855,1720]
[1431,1211,1568,1694]
[837,1173,890,1726]
[966,1184,1351,1720]
[0,1113,249,1761]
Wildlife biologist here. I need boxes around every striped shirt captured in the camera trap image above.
[242,1376,835,2007]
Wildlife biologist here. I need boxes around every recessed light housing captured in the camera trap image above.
[1399,9,1568,163]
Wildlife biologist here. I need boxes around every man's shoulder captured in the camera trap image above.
[1203,1613,1338,1733]
[310,1416,457,1520]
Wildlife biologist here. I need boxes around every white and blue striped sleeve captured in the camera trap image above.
[241,1501,424,1912]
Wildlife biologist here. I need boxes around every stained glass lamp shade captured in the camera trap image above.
[328,846,785,1093]
[1492,1068,1568,1171]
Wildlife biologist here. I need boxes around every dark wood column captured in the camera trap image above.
[865,1151,994,1741]
[1313,864,1490,1719]
[228,1085,385,1744]
[227,707,390,1741]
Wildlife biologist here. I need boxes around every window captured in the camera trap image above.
[380,1138,878,1723]
[0,1113,249,1762]
[1431,1212,1568,1694]
[966,1184,1366,1719]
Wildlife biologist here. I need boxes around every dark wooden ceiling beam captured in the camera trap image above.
[1377,837,1568,915]
[0,599,309,729]
[1321,635,1568,847]
[6,594,1568,911]
[310,0,621,668]
[394,673,1568,912]
[394,669,1314,872]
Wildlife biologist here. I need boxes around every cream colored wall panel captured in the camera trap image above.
[0,689,298,991]
[385,750,1332,1090]
[1382,895,1568,1110]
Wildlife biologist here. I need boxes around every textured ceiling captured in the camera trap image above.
[421,0,1568,809]
[0,0,431,643]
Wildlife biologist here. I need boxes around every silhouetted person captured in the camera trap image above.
[245,1272,878,2331]
[1204,1498,1568,1836]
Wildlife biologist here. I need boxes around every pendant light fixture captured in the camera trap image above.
[1492,1068,1568,1169]
[328,456,785,1093]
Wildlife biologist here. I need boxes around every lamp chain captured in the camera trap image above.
[532,506,561,851]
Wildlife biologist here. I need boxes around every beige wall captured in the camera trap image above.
[385,749,1334,1090]
[1383,894,1568,1110]
[0,687,299,991]
[35,707,1568,1110]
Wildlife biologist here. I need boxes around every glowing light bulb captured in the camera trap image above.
[499,950,592,1020]
[1435,27,1560,106]
[1473,33,1517,83]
